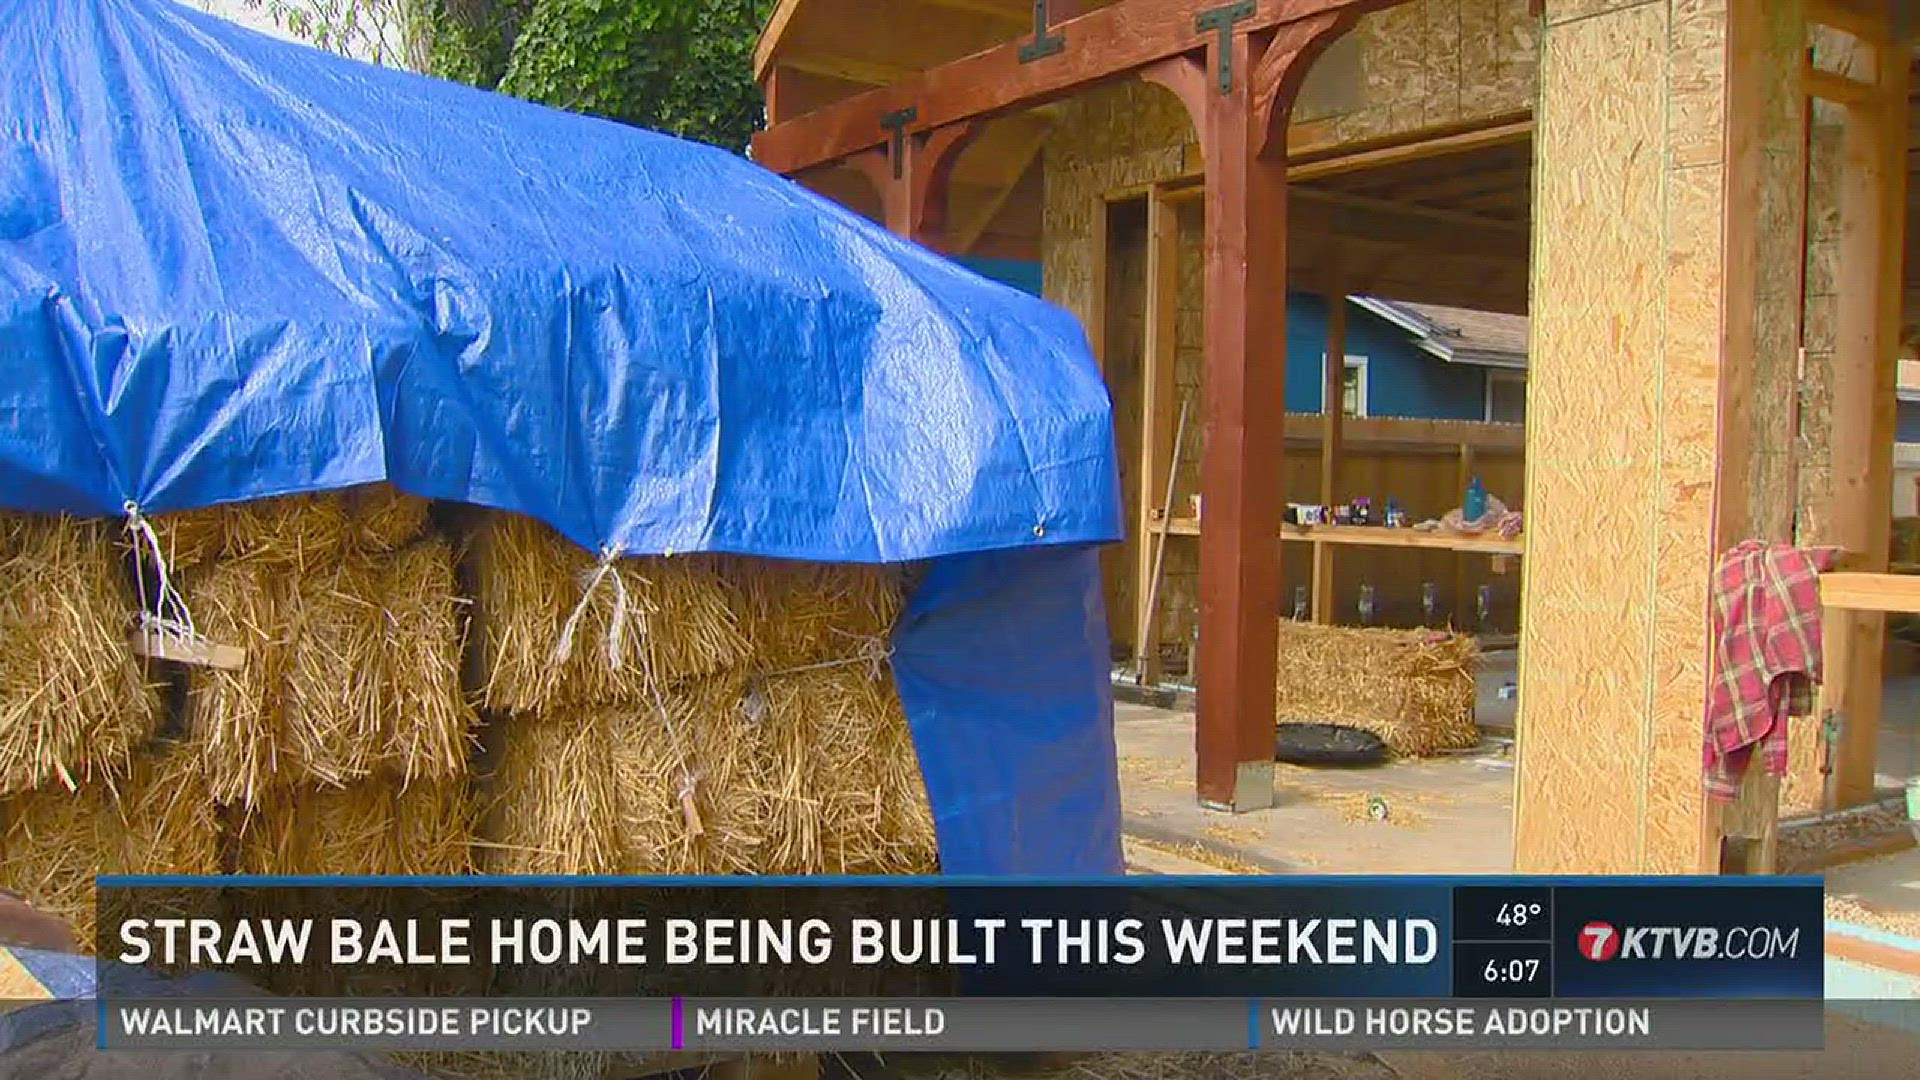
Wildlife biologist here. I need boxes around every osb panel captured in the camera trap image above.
[1043,81,1196,366]
[1290,0,1539,157]
[1543,0,1652,23]
[1516,2,1668,875]
[1644,154,1729,875]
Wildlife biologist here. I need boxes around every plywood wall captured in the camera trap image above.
[1289,0,1539,154]
[1515,0,1806,875]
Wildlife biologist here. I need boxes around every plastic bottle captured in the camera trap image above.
[1463,475,1487,524]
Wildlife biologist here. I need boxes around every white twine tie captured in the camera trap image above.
[551,543,629,669]
[124,501,199,644]
[739,633,893,723]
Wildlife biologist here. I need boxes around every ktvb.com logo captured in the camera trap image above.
[1577,921,1804,962]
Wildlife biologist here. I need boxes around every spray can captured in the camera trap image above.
[1358,584,1376,624]
[1293,586,1309,621]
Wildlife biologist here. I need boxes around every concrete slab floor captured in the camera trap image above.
[1826,843,1920,924]
[1115,703,1514,874]
[1876,674,1920,790]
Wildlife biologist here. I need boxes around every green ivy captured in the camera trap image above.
[423,0,772,153]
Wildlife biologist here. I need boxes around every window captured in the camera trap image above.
[1486,371,1526,424]
[1323,354,1368,417]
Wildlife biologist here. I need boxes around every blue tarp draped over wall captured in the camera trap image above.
[0,0,1125,875]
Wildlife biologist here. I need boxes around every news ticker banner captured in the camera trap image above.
[91,876,1825,1051]
[101,998,1826,1053]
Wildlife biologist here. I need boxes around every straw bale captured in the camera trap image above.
[478,710,624,875]
[281,557,389,789]
[609,674,764,875]
[734,559,909,669]
[0,514,163,795]
[345,483,432,554]
[233,776,475,876]
[144,508,228,571]
[471,513,751,712]
[186,556,392,803]
[184,560,293,805]
[0,745,219,950]
[754,664,938,876]
[140,485,426,573]
[220,492,353,571]
[1273,622,1479,757]
[381,539,480,784]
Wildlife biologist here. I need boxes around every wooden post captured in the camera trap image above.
[1311,287,1346,623]
[1819,13,1909,808]
[1515,0,1809,873]
[1134,187,1182,684]
[1453,442,1475,627]
[1147,12,1354,812]
[1194,29,1285,813]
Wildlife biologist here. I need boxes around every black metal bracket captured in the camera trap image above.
[880,107,917,180]
[1018,0,1065,63]
[1195,0,1256,94]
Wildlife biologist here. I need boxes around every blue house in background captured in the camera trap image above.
[956,258,1528,424]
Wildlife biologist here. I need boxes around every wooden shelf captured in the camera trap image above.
[1156,518,1525,556]
[1822,572,1920,615]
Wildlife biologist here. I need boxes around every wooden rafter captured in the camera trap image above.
[781,54,920,87]
[752,0,1397,175]
[919,0,1031,23]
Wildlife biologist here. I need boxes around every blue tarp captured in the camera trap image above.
[1,0,1124,875]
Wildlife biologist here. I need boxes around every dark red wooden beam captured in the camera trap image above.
[752,0,1398,175]
[1138,9,1360,811]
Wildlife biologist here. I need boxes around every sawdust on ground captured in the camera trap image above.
[1779,805,1911,869]
[1827,894,1920,940]
[1122,835,1267,876]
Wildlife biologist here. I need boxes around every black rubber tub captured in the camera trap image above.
[1275,723,1390,767]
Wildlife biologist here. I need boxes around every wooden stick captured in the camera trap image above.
[1138,395,1192,686]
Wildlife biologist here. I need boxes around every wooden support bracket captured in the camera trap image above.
[1019,0,1067,62]
[848,120,980,248]
[1195,1,1257,93]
